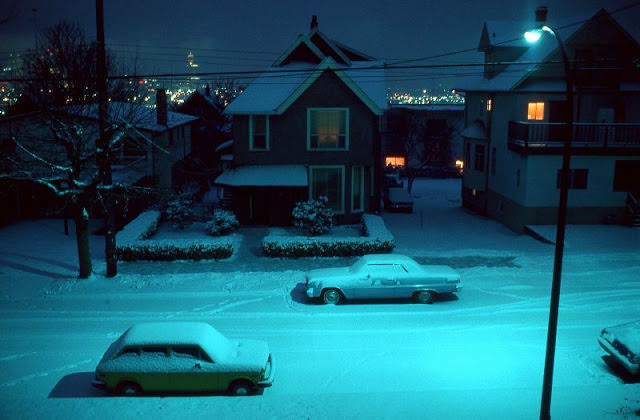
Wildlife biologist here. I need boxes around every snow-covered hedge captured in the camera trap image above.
[262,214,394,257]
[117,210,161,245]
[116,210,232,261]
[117,240,233,261]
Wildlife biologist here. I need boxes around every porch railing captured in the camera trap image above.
[508,121,640,153]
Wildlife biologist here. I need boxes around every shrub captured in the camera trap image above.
[292,196,334,236]
[205,209,240,236]
[164,193,196,230]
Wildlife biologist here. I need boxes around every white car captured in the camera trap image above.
[598,320,640,376]
[92,322,274,396]
[305,254,462,304]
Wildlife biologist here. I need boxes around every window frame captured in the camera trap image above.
[249,115,269,151]
[309,165,345,213]
[351,166,365,213]
[474,144,485,172]
[307,108,349,151]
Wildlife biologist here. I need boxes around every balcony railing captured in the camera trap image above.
[508,121,640,154]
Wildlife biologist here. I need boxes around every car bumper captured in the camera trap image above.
[91,378,107,390]
[257,354,275,388]
[598,337,639,375]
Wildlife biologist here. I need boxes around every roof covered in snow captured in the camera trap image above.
[214,164,308,187]
[67,102,199,132]
[225,59,387,116]
[225,22,386,116]
[456,8,640,93]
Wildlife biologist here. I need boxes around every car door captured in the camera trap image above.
[356,264,400,299]
[168,346,224,392]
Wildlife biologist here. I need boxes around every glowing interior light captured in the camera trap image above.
[524,30,542,43]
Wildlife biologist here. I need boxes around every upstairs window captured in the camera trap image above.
[474,144,485,172]
[527,102,545,121]
[308,108,348,150]
[250,115,269,150]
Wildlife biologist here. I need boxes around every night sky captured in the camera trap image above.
[1,0,639,91]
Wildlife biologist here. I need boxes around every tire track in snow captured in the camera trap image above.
[0,359,93,388]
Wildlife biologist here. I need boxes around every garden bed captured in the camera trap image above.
[262,214,395,257]
[116,211,235,261]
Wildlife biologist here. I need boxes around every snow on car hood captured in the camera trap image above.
[226,339,270,370]
[306,267,352,282]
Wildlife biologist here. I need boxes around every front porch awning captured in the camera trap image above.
[214,165,308,187]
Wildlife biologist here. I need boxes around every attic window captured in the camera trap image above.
[527,102,545,121]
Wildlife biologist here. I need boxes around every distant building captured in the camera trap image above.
[456,8,640,232]
[384,104,464,174]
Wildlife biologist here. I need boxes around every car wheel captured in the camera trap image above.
[229,380,253,396]
[117,382,141,396]
[415,291,436,304]
[321,288,342,305]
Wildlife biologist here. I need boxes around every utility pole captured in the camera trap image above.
[96,0,117,277]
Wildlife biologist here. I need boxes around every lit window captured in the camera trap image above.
[486,98,492,111]
[250,115,268,150]
[527,102,545,120]
[385,156,406,167]
[308,108,348,150]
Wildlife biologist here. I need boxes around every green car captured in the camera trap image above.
[92,322,274,396]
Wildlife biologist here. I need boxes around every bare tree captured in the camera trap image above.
[1,20,145,279]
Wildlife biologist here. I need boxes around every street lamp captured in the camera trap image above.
[525,6,574,420]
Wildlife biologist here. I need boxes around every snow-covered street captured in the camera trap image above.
[1,179,639,419]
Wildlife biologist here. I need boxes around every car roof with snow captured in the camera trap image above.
[113,322,231,360]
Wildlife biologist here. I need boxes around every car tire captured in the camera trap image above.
[117,381,141,396]
[321,288,342,305]
[415,291,436,304]
[229,380,253,396]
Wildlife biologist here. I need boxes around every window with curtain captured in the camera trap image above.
[308,108,348,150]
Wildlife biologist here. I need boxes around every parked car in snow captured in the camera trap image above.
[384,187,414,213]
[92,322,274,396]
[305,254,461,304]
[598,320,640,376]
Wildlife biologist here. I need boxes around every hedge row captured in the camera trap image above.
[116,210,233,261]
[261,214,395,258]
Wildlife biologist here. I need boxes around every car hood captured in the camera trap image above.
[306,267,352,283]
[226,339,270,370]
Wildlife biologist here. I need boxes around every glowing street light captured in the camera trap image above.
[524,6,574,420]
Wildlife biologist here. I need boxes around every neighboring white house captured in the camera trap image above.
[456,7,640,232]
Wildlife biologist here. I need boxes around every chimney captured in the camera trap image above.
[310,15,318,30]
[535,6,548,23]
[156,88,167,126]
[205,83,211,97]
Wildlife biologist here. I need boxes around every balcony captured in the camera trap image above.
[508,121,640,155]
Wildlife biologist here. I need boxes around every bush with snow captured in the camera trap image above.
[164,193,196,230]
[292,197,334,236]
[262,214,394,257]
[205,209,240,236]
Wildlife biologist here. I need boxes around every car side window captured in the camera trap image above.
[366,264,406,278]
[172,346,213,363]
[140,346,168,357]
[117,347,140,358]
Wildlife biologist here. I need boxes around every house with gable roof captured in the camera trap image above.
[219,16,387,226]
[456,7,640,232]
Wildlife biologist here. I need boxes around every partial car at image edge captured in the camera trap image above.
[598,320,640,377]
